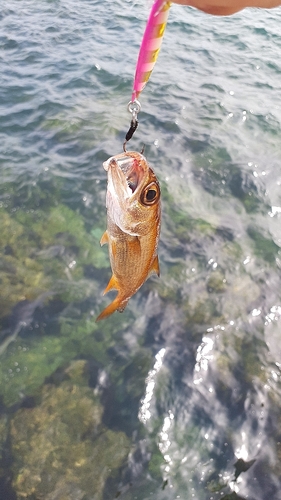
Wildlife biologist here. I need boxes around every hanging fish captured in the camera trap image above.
[131,0,171,102]
[96,151,161,321]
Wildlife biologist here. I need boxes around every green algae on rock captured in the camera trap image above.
[0,414,8,464]
[0,202,107,322]
[10,360,130,500]
[0,306,129,407]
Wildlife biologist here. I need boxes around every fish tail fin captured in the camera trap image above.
[96,295,128,322]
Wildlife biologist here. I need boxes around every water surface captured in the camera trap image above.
[1,1,281,499]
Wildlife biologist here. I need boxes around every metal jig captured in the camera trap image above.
[123,1,171,150]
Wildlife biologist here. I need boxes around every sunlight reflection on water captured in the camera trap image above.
[139,347,166,424]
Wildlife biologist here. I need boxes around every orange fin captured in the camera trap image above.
[117,300,129,313]
[103,274,119,295]
[149,255,160,277]
[100,231,109,246]
[96,295,129,322]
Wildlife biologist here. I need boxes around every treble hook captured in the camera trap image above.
[123,100,141,152]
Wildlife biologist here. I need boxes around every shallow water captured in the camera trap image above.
[1,1,281,499]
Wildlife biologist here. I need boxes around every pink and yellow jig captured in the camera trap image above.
[124,1,171,149]
[132,0,171,102]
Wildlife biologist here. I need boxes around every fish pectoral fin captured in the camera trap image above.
[149,255,160,277]
[100,231,109,246]
[103,274,119,295]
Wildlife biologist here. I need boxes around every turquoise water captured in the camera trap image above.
[1,1,281,498]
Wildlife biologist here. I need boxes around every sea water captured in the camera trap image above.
[1,1,281,499]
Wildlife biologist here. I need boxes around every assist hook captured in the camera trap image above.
[123,99,141,152]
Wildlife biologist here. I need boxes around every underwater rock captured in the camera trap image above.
[206,270,227,293]
[247,226,280,264]
[0,203,108,321]
[0,294,132,407]
[10,360,130,499]
[0,414,8,461]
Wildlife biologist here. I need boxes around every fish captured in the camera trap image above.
[96,151,161,321]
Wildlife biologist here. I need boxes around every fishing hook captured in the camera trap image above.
[123,99,141,152]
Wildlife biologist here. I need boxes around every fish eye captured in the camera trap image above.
[140,181,160,206]
[147,189,157,201]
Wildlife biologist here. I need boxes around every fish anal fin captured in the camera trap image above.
[149,255,160,277]
[100,231,109,246]
[103,274,119,295]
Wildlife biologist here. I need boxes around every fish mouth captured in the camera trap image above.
[104,153,146,195]
[116,156,141,193]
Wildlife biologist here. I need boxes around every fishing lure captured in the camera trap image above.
[124,0,171,150]
[132,0,171,102]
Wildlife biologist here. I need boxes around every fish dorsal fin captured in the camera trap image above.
[100,231,109,246]
[149,255,160,277]
[103,274,119,295]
